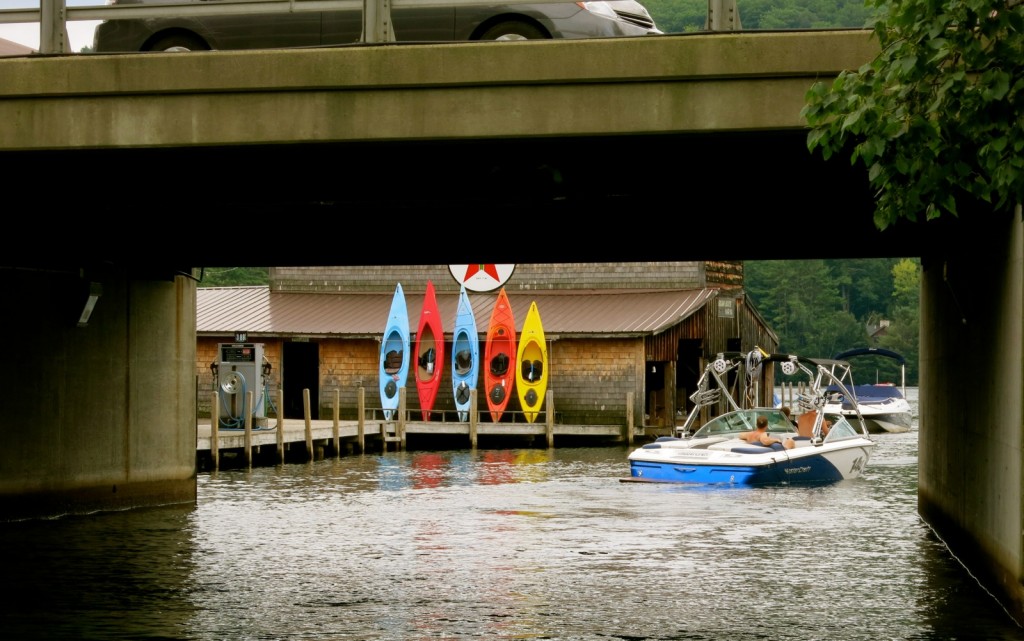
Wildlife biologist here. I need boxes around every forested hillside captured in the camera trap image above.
[642,0,877,34]
[745,259,920,385]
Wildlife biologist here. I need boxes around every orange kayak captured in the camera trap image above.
[483,287,516,423]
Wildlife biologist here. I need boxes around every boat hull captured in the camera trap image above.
[849,407,913,434]
[379,283,410,422]
[515,301,547,424]
[831,391,912,434]
[414,281,444,421]
[627,438,875,485]
[483,287,516,423]
[451,286,479,422]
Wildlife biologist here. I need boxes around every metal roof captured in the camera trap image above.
[197,287,718,338]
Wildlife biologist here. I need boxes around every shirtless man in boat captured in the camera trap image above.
[796,410,831,438]
[742,415,796,449]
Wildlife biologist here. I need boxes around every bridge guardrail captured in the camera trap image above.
[2,0,699,53]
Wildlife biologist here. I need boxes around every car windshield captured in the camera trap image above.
[691,409,798,438]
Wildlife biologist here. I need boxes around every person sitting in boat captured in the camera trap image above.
[796,410,831,438]
[742,415,796,449]
[780,406,798,427]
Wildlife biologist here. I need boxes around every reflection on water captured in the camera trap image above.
[3,389,1023,639]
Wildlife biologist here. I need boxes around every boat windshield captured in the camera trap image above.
[691,409,798,438]
[822,414,859,441]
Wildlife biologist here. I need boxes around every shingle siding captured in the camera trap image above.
[271,262,708,294]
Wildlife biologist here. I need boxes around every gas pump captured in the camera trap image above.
[211,343,271,429]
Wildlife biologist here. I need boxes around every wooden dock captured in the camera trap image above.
[198,388,639,469]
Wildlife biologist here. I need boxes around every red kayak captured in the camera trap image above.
[414,280,445,421]
[483,287,517,422]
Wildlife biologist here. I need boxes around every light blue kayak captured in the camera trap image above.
[380,283,410,422]
[451,285,479,422]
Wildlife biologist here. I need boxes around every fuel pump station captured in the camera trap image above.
[211,343,272,429]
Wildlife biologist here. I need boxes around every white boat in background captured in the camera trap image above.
[626,350,876,486]
[825,347,913,434]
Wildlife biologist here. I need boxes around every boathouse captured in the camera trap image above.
[196,263,778,437]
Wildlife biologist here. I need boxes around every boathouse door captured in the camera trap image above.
[283,340,320,420]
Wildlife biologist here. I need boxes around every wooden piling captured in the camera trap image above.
[332,388,340,458]
[469,389,478,449]
[210,392,219,470]
[398,387,407,450]
[357,386,365,453]
[244,390,253,468]
[545,391,554,448]
[303,388,313,461]
[276,388,285,463]
[626,391,634,445]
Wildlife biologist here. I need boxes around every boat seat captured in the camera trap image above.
[490,353,509,376]
[455,349,473,375]
[522,359,543,382]
[384,350,403,374]
[418,348,435,370]
[791,436,812,447]
[731,442,786,454]
[731,446,772,454]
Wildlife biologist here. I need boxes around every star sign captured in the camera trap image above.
[448,264,516,292]
[464,264,500,281]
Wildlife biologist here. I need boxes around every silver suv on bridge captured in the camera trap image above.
[92,0,663,52]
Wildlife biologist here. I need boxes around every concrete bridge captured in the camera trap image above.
[2,29,1022,623]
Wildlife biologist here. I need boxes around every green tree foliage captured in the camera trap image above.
[745,258,920,384]
[802,0,1024,229]
[642,0,708,32]
[642,0,875,34]
[198,267,269,287]
[878,258,921,383]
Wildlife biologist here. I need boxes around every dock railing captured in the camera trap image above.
[200,385,637,469]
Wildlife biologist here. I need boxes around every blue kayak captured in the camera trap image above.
[451,285,479,422]
[380,283,410,422]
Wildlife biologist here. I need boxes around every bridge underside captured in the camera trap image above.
[4,129,930,265]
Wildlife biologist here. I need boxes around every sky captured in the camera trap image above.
[0,1,101,51]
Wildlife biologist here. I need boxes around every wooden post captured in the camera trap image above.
[357,385,366,453]
[468,388,478,449]
[244,390,253,468]
[303,388,313,461]
[666,360,677,432]
[332,388,340,458]
[210,392,219,470]
[626,391,634,445]
[545,390,554,448]
[398,386,407,450]
[276,388,285,464]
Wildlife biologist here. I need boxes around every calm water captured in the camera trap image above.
[3,389,1023,640]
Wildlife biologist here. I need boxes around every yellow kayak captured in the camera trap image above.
[515,301,547,423]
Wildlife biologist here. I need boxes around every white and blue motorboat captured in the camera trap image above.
[626,351,876,485]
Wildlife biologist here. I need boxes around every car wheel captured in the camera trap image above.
[148,34,210,52]
[479,21,548,41]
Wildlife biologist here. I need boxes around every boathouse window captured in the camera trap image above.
[718,298,735,318]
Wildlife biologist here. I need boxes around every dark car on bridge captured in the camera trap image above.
[92,0,662,52]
